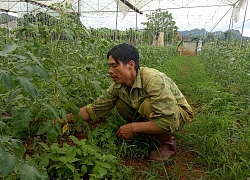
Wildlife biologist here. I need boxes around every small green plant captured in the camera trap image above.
[0,135,47,179]
[37,135,119,179]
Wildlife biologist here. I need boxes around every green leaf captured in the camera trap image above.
[39,142,50,151]
[11,139,20,149]
[0,121,6,127]
[59,108,67,124]
[2,42,18,54]
[86,145,99,155]
[0,52,7,57]
[81,165,87,175]
[78,139,86,146]
[36,120,52,135]
[46,129,58,143]
[66,164,75,173]
[104,154,116,163]
[55,147,68,154]
[93,164,107,178]
[71,106,79,115]
[16,108,33,127]
[82,27,90,37]
[93,80,101,94]
[38,153,50,168]
[67,146,76,159]
[73,172,80,180]
[1,152,18,176]
[50,143,59,150]
[78,74,85,85]
[62,28,74,42]
[0,70,12,90]
[69,135,79,145]
[52,80,65,96]
[24,65,35,74]
[68,158,80,163]
[58,66,69,75]
[55,123,62,136]
[27,51,44,68]
[82,156,94,165]
[67,77,73,86]
[1,116,12,120]
[0,135,10,142]
[12,125,27,136]
[41,103,60,120]
[76,148,82,156]
[7,88,22,104]
[33,65,48,79]
[98,161,111,169]
[0,143,6,161]
[101,90,108,102]
[18,76,37,99]
[12,139,25,157]
[20,163,47,180]
[57,156,67,163]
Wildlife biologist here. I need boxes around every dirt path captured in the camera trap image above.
[121,139,205,179]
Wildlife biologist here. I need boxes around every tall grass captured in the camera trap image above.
[114,45,249,179]
[155,49,250,179]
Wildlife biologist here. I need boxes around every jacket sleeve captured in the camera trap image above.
[86,85,118,121]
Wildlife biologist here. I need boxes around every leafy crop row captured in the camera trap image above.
[0,10,120,178]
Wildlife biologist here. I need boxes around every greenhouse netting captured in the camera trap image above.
[0,0,249,35]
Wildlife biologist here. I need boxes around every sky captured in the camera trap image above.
[80,0,250,37]
[1,0,249,37]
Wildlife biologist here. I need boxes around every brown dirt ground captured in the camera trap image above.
[121,141,205,179]
[23,117,205,179]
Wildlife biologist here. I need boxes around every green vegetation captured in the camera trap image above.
[0,8,249,179]
[141,8,178,44]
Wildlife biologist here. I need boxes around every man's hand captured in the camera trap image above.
[59,106,90,125]
[117,123,136,140]
[117,121,167,140]
[57,113,73,125]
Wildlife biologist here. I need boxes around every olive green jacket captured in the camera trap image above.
[86,67,193,131]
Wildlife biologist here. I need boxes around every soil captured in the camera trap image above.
[23,130,205,179]
[22,118,205,179]
[121,141,205,179]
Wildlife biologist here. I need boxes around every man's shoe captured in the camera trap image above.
[148,135,176,162]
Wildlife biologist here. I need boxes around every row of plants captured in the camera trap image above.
[0,20,118,178]
[201,41,250,96]
[0,14,178,178]
[165,46,249,178]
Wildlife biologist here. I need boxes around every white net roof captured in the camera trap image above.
[81,0,249,36]
[0,0,249,36]
[0,0,80,16]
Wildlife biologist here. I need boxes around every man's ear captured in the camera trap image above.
[128,60,135,69]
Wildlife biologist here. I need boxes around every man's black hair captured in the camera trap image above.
[107,43,140,71]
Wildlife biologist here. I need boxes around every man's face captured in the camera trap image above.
[108,55,132,84]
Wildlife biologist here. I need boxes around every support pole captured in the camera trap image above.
[240,0,249,47]
[119,0,143,14]
[78,0,81,16]
[115,0,119,40]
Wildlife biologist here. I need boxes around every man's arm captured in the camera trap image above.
[117,121,167,140]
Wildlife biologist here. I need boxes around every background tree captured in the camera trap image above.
[141,8,178,45]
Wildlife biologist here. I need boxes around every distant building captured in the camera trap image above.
[1,19,18,29]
